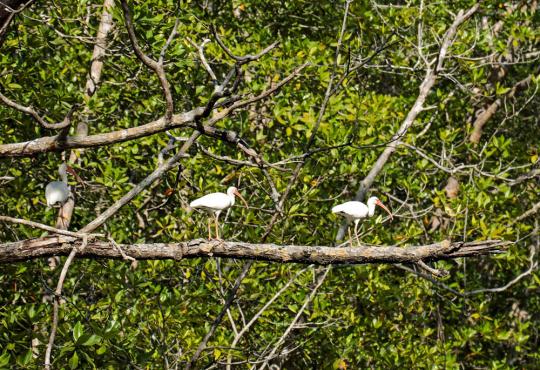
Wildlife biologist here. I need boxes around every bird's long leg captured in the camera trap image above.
[207,216,212,240]
[348,226,353,247]
[215,212,221,240]
[354,220,360,247]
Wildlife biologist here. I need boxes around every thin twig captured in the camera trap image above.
[185,261,252,370]
[259,267,330,369]
[0,90,79,129]
[226,267,308,369]
[44,235,88,369]
[0,215,102,239]
[120,0,174,120]
[187,38,218,81]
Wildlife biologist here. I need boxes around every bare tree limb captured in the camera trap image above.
[225,267,309,370]
[187,38,218,82]
[185,261,252,370]
[120,0,174,120]
[0,238,509,264]
[0,61,301,158]
[44,235,88,369]
[0,0,35,44]
[0,90,79,129]
[59,0,115,230]
[0,215,102,238]
[470,68,540,144]
[259,267,330,369]
[212,25,279,65]
[0,108,202,157]
[510,168,540,186]
[516,201,540,222]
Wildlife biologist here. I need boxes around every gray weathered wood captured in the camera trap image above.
[0,237,509,265]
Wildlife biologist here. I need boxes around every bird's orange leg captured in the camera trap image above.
[207,217,212,240]
[214,213,221,240]
[354,220,360,247]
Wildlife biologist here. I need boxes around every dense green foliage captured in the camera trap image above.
[1,0,539,368]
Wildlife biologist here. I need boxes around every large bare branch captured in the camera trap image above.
[336,2,481,240]
[0,237,509,264]
[0,104,203,158]
[0,61,300,158]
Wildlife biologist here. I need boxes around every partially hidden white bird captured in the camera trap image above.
[45,162,81,228]
[190,186,248,240]
[332,196,393,246]
[45,163,77,207]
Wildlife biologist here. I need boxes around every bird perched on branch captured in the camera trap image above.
[45,163,78,207]
[332,196,393,246]
[190,186,248,240]
[45,162,80,230]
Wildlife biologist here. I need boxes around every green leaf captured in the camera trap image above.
[96,345,107,355]
[78,334,101,346]
[73,321,83,342]
[19,349,32,366]
[0,352,10,368]
[69,352,79,369]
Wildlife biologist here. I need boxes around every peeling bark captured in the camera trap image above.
[0,237,509,265]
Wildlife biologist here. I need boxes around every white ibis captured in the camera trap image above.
[332,196,393,246]
[45,163,71,207]
[45,163,77,207]
[190,186,248,240]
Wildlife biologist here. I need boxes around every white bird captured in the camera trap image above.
[190,186,248,240]
[332,196,393,246]
[45,162,80,227]
[45,163,74,207]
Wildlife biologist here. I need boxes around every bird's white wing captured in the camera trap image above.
[332,201,369,218]
[45,181,70,206]
[190,192,231,211]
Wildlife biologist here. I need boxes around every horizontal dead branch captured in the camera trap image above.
[0,237,509,265]
[0,108,203,157]
[0,63,306,158]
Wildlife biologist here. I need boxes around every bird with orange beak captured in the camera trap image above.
[332,196,393,246]
[190,186,248,240]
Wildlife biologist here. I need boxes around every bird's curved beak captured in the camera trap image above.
[233,188,249,208]
[375,199,393,220]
